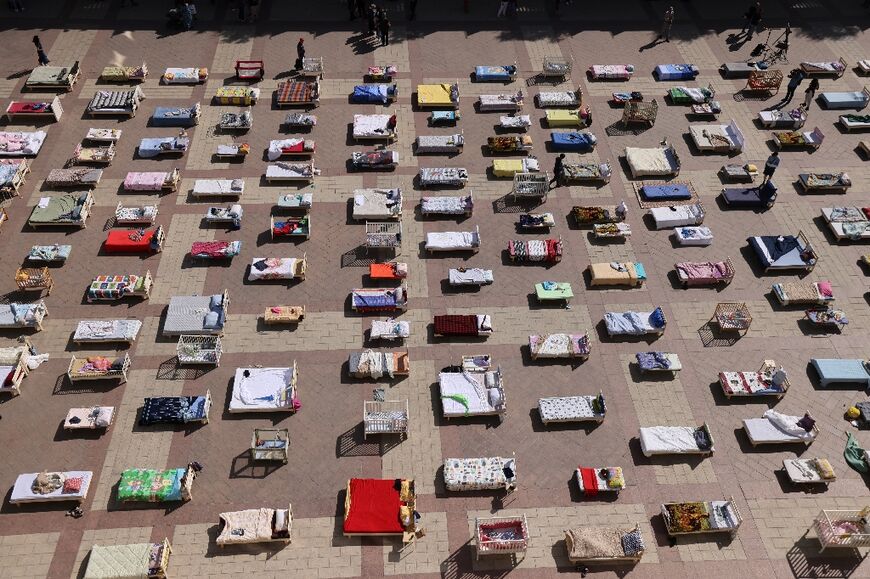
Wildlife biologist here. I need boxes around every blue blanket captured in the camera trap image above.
[151,105,198,127]
[722,182,776,207]
[640,184,692,201]
[353,293,396,308]
[550,132,595,151]
[352,85,393,104]
[475,65,516,81]
[655,64,698,81]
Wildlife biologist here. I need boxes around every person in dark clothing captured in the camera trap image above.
[367,4,377,35]
[347,0,355,19]
[379,16,390,46]
[743,2,762,39]
[550,153,566,188]
[32,35,49,66]
[408,0,417,20]
[761,151,779,186]
[779,68,806,107]
[295,38,305,70]
[803,77,819,110]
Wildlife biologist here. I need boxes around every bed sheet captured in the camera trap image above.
[417,83,458,106]
[164,294,224,334]
[449,268,493,284]
[249,258,298,280]
[118,468,184,502]
[537,91,579,106]
[104,229,159,252]
[476,65,515,80]
[0,131,46,156]
[46,168,102,185]
[218,508,275,543]
[421,196,469,214]
[344,478,404,534]
[590,64,632,79]
[625,147,676,175]
[276,81,317,103]
[124,171,169,191]
[640,426,704,453]
[444,457,510,490]
[426,231,478,250]
[529,333,589,357]
[439,371,500,415]
[419,167,468,184]
[605,310,662,334]
[354,114,394,138]
[74,320,142,342]
[11,471,92,502]
[230,367,295,411]
[538,396,600,421]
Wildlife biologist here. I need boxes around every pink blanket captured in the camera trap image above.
[676,261,728,279]
[124,172,167,191]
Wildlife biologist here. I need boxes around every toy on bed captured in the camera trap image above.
[721,181,777,209]
[275,80,320,107]
[605,307,665,336]
[99,62,147,82]
[86,272,152,302]
[351,150,399,171]
[549,132,595,152]
[675,258,734,287]
[542,57,572,80]
[590,262,647,288]
[712,302,752,334]
[689,120,745,153]
[720,360,789,398]
[351,84,398,104]
[191,240,242,261]
[367,64,397,82]
[654,63,699,81]
[162,67,208,84]
[572,202,626,225]
[219,110,252,131]
[137,136,190,158]
[67,353,131,384]
[478,91,524,112]
[529,333,590,361]
[416,82,460,109]
[151,104,200,127]
[5,96,63,122]
[588,64,634,80]
[801,58,847,77]
[662,498,742,537]
[474,63,518,82]
[748,231,817,272]
[773,126,824,149]
[622,99,657,126]
[564,524,644,565]
[103,226,165,254]
[24,61,80,91]
[508,237,562,263]
[487,134,533,153]
[235,59,264,81]
[758,107,806,129]
[743,409,818,446]
[668,83,715,105]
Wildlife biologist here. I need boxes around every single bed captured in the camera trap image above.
[64,407,114,430]
[275,80,320,107]
[576,466,625,495]
[86,87,144,117]
[589,262,647,287]
[492,158,539,177]
[271,215,310,239]
[421,193,473,217]
[640,424,714,456]
[162,67,208,84]
[348,350,409,379]
[550,131,596,152]
[439,368,505,418]
[0,301,47,330]
[721,182,777,209]
[86,272,152,302]
[487,134,533,154]
[434,314,493,337]
[573,203,627,224]
[367,64,397,81]
[27,244,71,263]
[654,64,699,81]
[537,282,572,304]
[139,392,212,425]
[365,221,401,253]
[73,141,116,164]
[444,456,516,491]
[638,182,693,203]
[351,283,408,312]
[743,410,818,446]
[235,59,263,81]
[801,58,847,77]
[74,320,142,343]
[565,525,644,564]
[811,358,870,388]
[748,232,817,272]
[605,308,666,336]
[151,104,200,127]
[217,506,292,545]
[720,360,789,398]
[819,87,870,110]
[675,226,713,246]
[137,136,189,158]
[118,466,195,502]
[25,62,80,90]
[67,354,130,383]
[538,392,604,423]
[353,114,397,141]
[636,352,682,373]
[416,83,459,108]
[508,237,562,262]
[500,113,532,130]
[192,178,244,197]
[475,516,528,558]
[662,500,742,537]
[821,207,870,240]
[351,150,399,171]
[219,110,252,130]
[248,257,306,281]
[520,212,556,230]
[529,333,591,360]
[650,202,705,229]
[343,478,416,536]
[772,281,834,306]
[229,364,299,413]
[588,64,634,80]
[214,86,260,106]
[624,144,681,177]
[163,292,228,336]
[103,226,164,254]
[204,204,242,226]
[10,471,93,504]
[85,128,122,143]
[758,108,807,129]
[370,319,410,340]
[545,107,591,128]
[416,133,464,154]
[99,62,147,82]
[0,130,46,156]
[83,539,171,579]
[123,169,179,192]
[369,262,408,280]
[284,112,316,128]
[689,120,745,153]
[475,64,517,82]
[419,167,468,187]
[676,258,735,287]
[44,168,103,188]
[5,97,63,122]
[267,138,316,160]
[28,192,94,228]
[542,57,572,79]
[351,84,397,104]
[191,240,242,260]
[800,172,851,193]
[511,172,549,201]
[536,89,581,108]
[784,458,836,485]
[839,114,870,131]
[478,91,524,112]
[772,126,824,149]
[425,226,481,253]
[448,268,493,286]
[352,189,402,220]
[669,83,715,104]
[0,159,29,195]
[743,69,783,94]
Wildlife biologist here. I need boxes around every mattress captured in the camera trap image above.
[124,171,172,191]
[546,109,583,125]
[417,83,458,107]
[444,457,511,490]
[371,320,410,338]
[74,320,142,342]
[229,367,296,412]
[248,258,298,281]
[439,371,502,415]
[640,183,692,201]
[104,228,160,253]
[353,189,402,218]
[191,240,242,258]
[352,150,398,167]
[419,167,468,184]
[479,93,522,109]
[45,168,102,185]
[625,146,678,176]
[636,352,681,371]
[193,179,245,195]
[655,64,698,80]
[84,543,154,579]
[589,261,644,285]
[140,395,208,425]
[749,235,808,268]
[10,471,92,503]
[267,163,315,180]
[118,468,185,502]
[151,104,200,126]
[650,204,703,228]
[354,114,395,138]
[87,275,146,301]
[163,67,207,83]
[475,65,516,80]
[605,309,664,335]
[538,396,602,421]
[550,132,596,151]
[811,358,870,385]
[276,81,318,103]
[28,244,72,261]
[566,527,634,560]
[267,138,315,161]
[0,303,44,327]
[820,91,869,109]
[537,91,579,107]
[87,88,141,112]
[425,231,479,250]
[589,64,633,79]
[344,478,404,534]
[348,350,401,378]
[164,294,225,335]
[758,109,806,127]
[689,124,739,151]
[448,268,493,284]
[352,288,402,310]
[421,195,470,214]
[138,136,189,157]
[529,333,590,357]
[722,183,777,207]
[218,508,277,544]
[215,86,259,105]
[640,426,707,454]
[0,131,46,156]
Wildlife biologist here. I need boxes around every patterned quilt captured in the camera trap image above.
[88,275,138,300]
[117,468,184,502]
[277,81,316,103]
[444,457,510,490]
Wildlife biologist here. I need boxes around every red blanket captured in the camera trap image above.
[191,241,231,257]
[277,81,314,103]
[434,315,478,335]
[104,229,157,253]
[7,101,53,115]
[580,468,598,496]
[343,479,403,534]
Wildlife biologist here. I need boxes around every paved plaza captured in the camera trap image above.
[1,0,870,577]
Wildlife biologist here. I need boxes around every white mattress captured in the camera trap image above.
[74,320,142,342]
[425,231,479,250]
[639,426,705,454]
[354,114,393,137]
[605,311,657,335]
[267,138,313,161]
[625,146,677,176]
[479,94,522,109]
[417,134,463,151]
[538,396,600,422]
[371,320,410,339]
[229,367,295,412]
[248,258,298,280]
[651,204,703,228]
[744,411,816,443]
[500,115,531,127]
[164,67,202,83]
[353,189,401,219]
[448,268,493,284]
[164,295,222,335]
[193,179,244,195]
[439,371,502,416]
[266,163,313,179]
[11,471,92,503]
[675,226,713,245]
[419,167,468,184]
[421,196,467,214]
[537,92,578,107]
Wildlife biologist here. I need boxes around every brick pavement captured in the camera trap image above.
[0,1,869,578]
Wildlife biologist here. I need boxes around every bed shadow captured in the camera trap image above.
[697,321,742,347]
[229,449,284,479]
[53,420,106,443]
[785,532,866,578]
[604,120,649,137]
[156,357,214,381]
[341,245,379,268]
[528,408,599,434]
[519,344,585,369]
[492,193,541,214]
[335,424,398,458]
[733,426,811,456]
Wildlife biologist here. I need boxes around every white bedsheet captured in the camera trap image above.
[651,204,703,228]
[248,258,298,281]
[426,231,479,250]
[371,320,410,339]
[625,147,676,176]
[193,179,245,195]
[74,320,142,342]
[0,131,47,157]
[448,268,493,285]
[11,471,92,503]
[353,114,393,138]
[537,91,578,107]
[229,367,295,412]
[353,189,401,219]
[421,196,467,214]
[439,371,502,416]
[267,139,312,161]
[266,163,313,179]
[639,426,704,454]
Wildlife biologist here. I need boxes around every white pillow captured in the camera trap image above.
[488,388,503,408]
[484,372,496,388]
[274,509,288,532]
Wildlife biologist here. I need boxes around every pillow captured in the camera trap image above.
[488,388,503,408]
[71,205,82,220]
[210,294,223,309]
[399,505,412,528]
[797,413,816,432]
[203,311,220,329]
[62,477,84,494]
[813,458,836,479]
[649,307,666,328]
[274,509,288,532]
[484,372,496,388]
[621,528,645,556]
[77,192,90,205]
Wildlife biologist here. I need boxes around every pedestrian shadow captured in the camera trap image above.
[346,31,378,55]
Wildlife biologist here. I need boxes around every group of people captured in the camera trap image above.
[348,1,393,44]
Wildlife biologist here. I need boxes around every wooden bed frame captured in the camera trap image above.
[67,353,131,384]
[662,497,742,538]
[4,96,64,122]
[565,524,644,565]
[217,505,293,546]
[343,478,417,537]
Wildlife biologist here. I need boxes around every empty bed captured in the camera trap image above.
[811,358,870,388]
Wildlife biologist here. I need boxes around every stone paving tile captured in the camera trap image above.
[373,27,412,74]
[49,30,98,65]
[149,213,210,304]
[171,520,362,578]
[219,312,362,353]
[0,532,60,579]
[383,511,447,575]
[211,27,255,74]
[442,305,594,346]
[70,527,153,579]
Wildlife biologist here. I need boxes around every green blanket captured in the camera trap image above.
[118,468,184,502]
[844,433,868,473]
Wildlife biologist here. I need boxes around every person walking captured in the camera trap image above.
[367,4,377,35]
[658,6,674,42]
[379,16,391,46]
[32,35,49,66]
[550,153,566,188]
[507,0,517,17]
[408,0,417,20]
[497,0,508,18]
[295,38,305,71]
[761,151,779,186]
[779,68,806,107]
[803,78,819,110]
[743,2,762,39]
